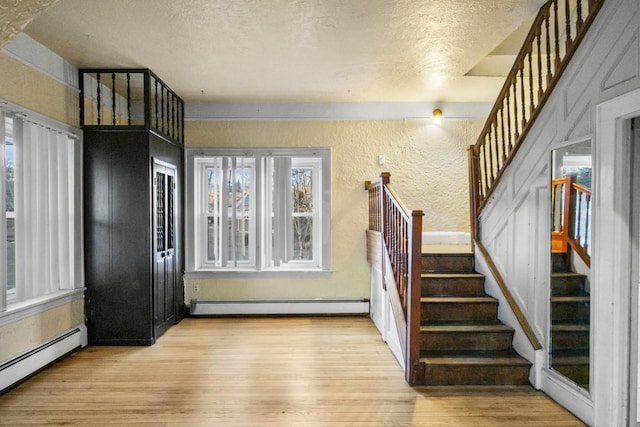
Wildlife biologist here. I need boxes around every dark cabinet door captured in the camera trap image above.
[153,160,177,338]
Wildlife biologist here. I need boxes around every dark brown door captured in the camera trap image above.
[153,160,177,339]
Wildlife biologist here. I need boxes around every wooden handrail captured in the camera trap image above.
[551,176,572,253]
[568,181,591,267]
[550,175,591,266]
[467,0,603,354]
[366,172,423,384]
[468,0,604,216]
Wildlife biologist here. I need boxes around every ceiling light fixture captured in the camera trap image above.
[432,108,443,124]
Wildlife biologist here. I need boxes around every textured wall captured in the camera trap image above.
[0,52,78,126]
[0,0,57,48]
[185,119,481,301]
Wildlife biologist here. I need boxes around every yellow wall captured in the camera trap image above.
[0,53,78,127]
[0,300,84,362]
[0,51,83,363]
[184,119,482,301]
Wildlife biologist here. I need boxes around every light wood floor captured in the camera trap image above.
[0,317,583,426]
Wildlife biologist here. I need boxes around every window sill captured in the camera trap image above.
[0,288,85,328]
[184,269,332,280]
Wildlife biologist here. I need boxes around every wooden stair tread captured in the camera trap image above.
[421,296,496,303]
[421,352,531,366]
[421,324,513,333]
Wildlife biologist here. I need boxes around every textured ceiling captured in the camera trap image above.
[20,0,545,102]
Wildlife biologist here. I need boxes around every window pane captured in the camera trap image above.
[292,217,313,260]
[227,165,252,263]
[5,142,13,212]
[205,167,221,262]
[292,168,313,213]
[6,217,14,290]
[204,160,254,266]
[5,141,14,290]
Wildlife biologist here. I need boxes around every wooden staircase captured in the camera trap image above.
[550,253,590,387]
[417,252,531,385]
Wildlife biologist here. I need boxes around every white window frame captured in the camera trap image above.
[186,148,331,275]
[0,100,84,316]
[194,156,257,270]
[275,157,322,269]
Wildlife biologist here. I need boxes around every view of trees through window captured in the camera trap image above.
[292,167,313,260]
[191,149,329,271]
[205,163,253,265]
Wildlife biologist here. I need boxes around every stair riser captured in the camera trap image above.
[551,303,590,322]
[551,253,570,273]
[551,277,588,296]
[421,331,513,352]
[552,332,590,350]
[421,302,498,322]
[421,277,485,297]
[422,255,474,273]
[423,364,530,385]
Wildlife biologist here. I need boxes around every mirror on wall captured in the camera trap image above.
[550,140,592,390]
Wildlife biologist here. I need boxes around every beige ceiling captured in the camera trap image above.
[20,0,546,102]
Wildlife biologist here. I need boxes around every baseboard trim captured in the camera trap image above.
[190,298,370,316]
[0,324,87,393]
[88,338,155,346]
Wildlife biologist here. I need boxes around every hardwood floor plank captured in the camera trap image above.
[0,317,584,426]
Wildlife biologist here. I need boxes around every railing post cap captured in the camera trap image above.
[381,172,391,185]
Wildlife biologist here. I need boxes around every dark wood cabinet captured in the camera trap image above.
[83,130,184,345]
[80,69,185,345]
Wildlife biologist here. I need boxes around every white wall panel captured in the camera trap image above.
[476,1,640,424]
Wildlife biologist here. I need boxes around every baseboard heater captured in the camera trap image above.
[190,298,370,316]
[0,324,87,393]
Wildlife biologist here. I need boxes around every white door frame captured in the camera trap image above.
[629,118,640,427]
[592,88,640,427]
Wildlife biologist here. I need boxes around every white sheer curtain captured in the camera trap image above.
[269,157,293,267]
[0,114,5,310]
[14,117,75,301]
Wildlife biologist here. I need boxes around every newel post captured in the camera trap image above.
[380,172,391,245]
[406,209,424,384]
[379,172,391,288]
[467,146,480,248]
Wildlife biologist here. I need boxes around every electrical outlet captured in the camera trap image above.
[378,155,385,165]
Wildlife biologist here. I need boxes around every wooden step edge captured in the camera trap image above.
[421,296,497,304]
[551,272,588,278]
[420,353,531,366]
[551,323,590,332]
[420,324,513,333]
[422,252,474,257]
[421,273,484,279]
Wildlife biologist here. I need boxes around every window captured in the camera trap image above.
[187,148,330,272]
[1,109,83,311]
